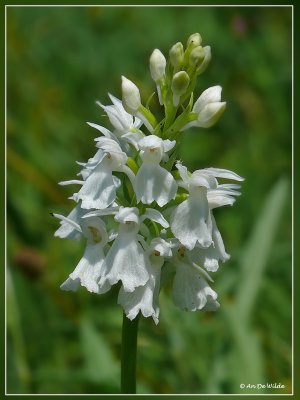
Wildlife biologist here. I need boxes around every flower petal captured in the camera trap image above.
[142,208,169,228]
[54,204,85,240]
[53,212,82,236]
[103,233,150,292]
[162,139,176,153]
[189,215,230,272]
[176,162,190,183]
[204,168,244,181]
[118,267,160,324]
[170,196,212,250]
[59,179,84,186]
[75,158,116,209]
[172,261,217,311]
[121,132,144,150]
[203,297,220,311]
[135,164,178,207]
[82,207,119,218]
[87,122,119,142]
[207,192,236,209]
[61,244,110,294]
[60,277,81,292]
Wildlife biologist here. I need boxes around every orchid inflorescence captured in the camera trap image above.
[54,33,243,324]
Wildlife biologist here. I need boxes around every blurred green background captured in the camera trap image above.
[7,6,292,395]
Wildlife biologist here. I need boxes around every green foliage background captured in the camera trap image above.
[7,6,292,395]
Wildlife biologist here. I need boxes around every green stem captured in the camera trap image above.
[121,313,140,394]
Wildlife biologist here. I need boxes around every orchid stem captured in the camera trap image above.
[121,313,140,394]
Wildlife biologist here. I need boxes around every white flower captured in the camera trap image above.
[121,76,141,114]
[72,138,132,210]
[135,135,178,207]
[172,245,218,312]
[100,207,169,293]
[91,94,144,151]
[183,86,226,130]
[99,94,142,133]
[185,170,243,271]
[59,216,111,294]
[171,164,243,251]
[170,163,217,250]
[118,237,172,324]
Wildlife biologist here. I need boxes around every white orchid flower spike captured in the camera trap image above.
[54,33,244,332]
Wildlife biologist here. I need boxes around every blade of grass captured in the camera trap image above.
[6,269,31,393]
[235,178,289,323]
[223,178,289,392]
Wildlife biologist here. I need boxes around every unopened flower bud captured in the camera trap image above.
[196,46,211,75]
[169,42,184,69]
[171,71,190,96]
[121,76,141,114]
[183,86,226,130]
[187,33,202,49]
[189,46,205,68]
[149,49,166,82]
[171,71,190,106]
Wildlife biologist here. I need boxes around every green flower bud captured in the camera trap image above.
[171,71,190,96]
[186,33,202,49]
[171,71,190,106]
[196,46,211,75]
[149,49,166,82]
[189,46,205,68]
[169,42,184,69]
